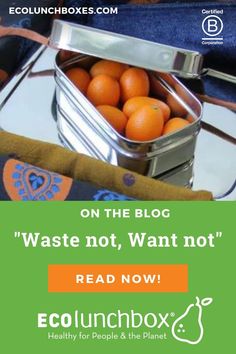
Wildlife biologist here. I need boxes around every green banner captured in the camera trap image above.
[0,202,234,353]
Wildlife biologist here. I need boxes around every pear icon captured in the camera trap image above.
[171,297,213,345]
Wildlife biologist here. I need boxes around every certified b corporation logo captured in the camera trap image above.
[201,9,224,45]
[202,15,223,37]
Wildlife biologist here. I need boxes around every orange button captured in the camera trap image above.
[48,264,188,293]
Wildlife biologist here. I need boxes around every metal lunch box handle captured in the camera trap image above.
[201,68,236,85]
[214,178,236,200]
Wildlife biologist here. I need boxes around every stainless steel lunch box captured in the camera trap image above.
[52,20,203,187]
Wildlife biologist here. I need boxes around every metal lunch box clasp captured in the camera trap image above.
[200,68,236,84]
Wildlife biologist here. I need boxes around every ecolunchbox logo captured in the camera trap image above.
[38,297,213,346]
[201,9,224,45]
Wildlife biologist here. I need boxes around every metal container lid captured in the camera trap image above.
[50,19,203,79]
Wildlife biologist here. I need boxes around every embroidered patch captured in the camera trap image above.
[93,189,134,201]
[123,173,136,187]
[3,159,72,201]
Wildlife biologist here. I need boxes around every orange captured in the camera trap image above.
[97,105,128,134]
[166,93,187,117]
[86,74,120,106]
[123,96,170,122]
[65,67,91,95]
[162,117,190,136]
[0,69,8,83]
[90,59,129,80]
[59,50,76,63]
[125,105,164,141]
[186,114,195,123]
[120,67,150,102]
[149,75,168,99]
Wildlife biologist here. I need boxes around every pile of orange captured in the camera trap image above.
[65,59,191,142]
